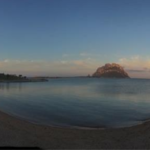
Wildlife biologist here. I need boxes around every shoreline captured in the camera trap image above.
[2,108,147,131]
[0,79,48,83]
[0,110,150,149]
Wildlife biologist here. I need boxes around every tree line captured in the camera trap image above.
[0,73,27,80]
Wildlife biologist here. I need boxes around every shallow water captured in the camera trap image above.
[0,78,150,128]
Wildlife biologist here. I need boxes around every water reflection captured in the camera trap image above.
[0,83,22,91]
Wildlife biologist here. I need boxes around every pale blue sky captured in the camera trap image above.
[0,0,150,77]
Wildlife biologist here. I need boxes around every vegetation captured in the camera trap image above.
[0,73,27,81]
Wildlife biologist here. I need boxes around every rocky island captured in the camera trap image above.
[93,63,130,78]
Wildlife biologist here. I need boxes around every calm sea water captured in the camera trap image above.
[0,78,150,128]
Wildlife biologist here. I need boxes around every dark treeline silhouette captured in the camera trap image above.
[0,147,43,149]
[0,73,27,81]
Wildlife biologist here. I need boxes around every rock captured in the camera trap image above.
[92,63,130,78]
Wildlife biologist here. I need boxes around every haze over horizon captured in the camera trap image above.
[0,0,150,78]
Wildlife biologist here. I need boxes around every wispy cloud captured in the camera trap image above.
[80,52,91,57]
[1,55,149,78]
[126,69,149,73]
[0,59,102,76]
[118,55,150,69]
[118,55,150,78]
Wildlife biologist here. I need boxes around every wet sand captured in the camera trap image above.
[0,110,150,149]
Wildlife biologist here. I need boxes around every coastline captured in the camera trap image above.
[0,110,150,149]
[0,79,48,83]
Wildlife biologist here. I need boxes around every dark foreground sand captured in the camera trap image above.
[0,111,150,149]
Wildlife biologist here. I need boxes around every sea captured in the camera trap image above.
[0,78,150,128]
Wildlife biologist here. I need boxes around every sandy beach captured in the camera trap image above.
[0,110,150,149]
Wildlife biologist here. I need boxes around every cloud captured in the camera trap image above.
[80,52,99,57]
[126,69,148,73]
[60,61,68,64]
[118,55,150,78]
[0,59,101,76]
[3,55,150,78]
[80,52,90,57]
[118,55,150,69]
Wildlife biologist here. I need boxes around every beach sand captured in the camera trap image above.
[0,110,150,149]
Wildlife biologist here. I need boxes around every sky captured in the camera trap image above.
[0,0,150,78]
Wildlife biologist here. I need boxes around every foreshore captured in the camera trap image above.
[0,110,150,149]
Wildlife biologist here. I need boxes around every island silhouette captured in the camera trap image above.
[93,63,130,78]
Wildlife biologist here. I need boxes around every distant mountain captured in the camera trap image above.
[92,63,130,78]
